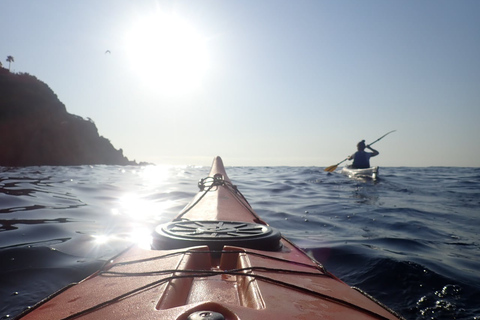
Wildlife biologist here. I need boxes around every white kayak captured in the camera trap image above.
[341,165,379,180]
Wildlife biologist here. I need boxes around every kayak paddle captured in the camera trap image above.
[324,130,396,173]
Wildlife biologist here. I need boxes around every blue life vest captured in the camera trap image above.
[352,151,371,169]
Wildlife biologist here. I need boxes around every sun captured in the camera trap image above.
[125,12,209,95]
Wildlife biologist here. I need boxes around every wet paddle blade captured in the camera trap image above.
[324,165,338,172]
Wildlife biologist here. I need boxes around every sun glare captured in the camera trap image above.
[139,165,171,186]
[125,12,209,95]
[92,234,111,245]
[128,227,153,249]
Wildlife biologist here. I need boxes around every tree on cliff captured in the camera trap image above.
[6,56,14,71]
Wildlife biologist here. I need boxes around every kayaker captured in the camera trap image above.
[348,140,379,169]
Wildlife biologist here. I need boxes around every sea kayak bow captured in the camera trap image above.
[17,157,401,320]
[341,165,379,180]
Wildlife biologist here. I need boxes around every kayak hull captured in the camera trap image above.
[341,165,379,180]
[17,157,401,320]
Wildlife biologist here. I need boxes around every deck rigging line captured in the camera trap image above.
[58,248,395,320]
[174,174,261,223]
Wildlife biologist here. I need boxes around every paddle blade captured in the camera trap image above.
[324,165,338,173]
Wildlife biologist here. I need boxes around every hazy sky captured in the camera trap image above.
[2,0,479,166]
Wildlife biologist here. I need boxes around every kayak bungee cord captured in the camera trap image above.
[173,176,219,221]
[99,266,330,278]
[60,263,394,320]
[107,248,327,273]
[54,248,396,320]
[175,174,263,223]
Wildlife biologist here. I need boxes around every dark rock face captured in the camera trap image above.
[0,68,136,166]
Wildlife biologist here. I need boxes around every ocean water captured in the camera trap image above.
[1,164,479,319]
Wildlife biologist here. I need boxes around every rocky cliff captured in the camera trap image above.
[0,68,137,166]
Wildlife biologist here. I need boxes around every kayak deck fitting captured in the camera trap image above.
[18,157,402,320]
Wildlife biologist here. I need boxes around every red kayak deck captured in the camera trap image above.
[18,157,402,320]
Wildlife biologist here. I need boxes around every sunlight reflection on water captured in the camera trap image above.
[112,165,179,249]
[138,165,171,186]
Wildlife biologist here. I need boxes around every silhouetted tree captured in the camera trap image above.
[6,56,14,71]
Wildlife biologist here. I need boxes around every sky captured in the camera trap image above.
[2,0,479,167]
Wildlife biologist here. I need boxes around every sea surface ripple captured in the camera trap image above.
[1,165,479,319]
